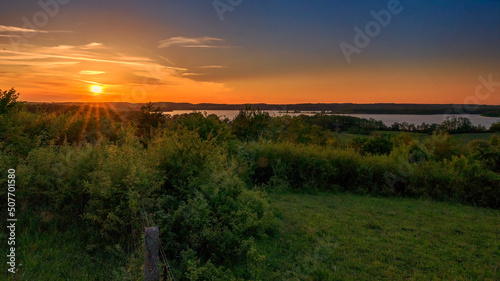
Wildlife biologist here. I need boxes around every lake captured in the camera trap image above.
[164,110,500,128]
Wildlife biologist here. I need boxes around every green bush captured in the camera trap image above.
[167,112,231,143]
[149,133,271,279]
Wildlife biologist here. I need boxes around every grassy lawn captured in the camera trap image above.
[1,218,130,281]
[451,133,498,145]
[338,131,499,147]
[256,192,500,281]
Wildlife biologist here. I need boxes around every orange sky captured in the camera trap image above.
[1,1,499,104]
[0,43,498,104]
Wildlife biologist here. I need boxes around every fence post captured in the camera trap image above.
[144,226,159,281]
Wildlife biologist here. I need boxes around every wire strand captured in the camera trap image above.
[141,208,176,281]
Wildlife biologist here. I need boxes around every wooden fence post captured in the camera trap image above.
[144,226,159,281]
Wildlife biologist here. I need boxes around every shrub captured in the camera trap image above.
[149,131,272,279]
[426,133,459,161]
[167,112,231,143]
[349,135,393,156]
[231,106,271,141]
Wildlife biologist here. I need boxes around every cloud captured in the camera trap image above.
[0,41,231,102]
[0,43,187,72]
[83,42,103,49]
[158,36,225,48]
[52,42,103,51]
[0,25,48,33]
[198,65,227,69]
[182,45,232,48]
[0,60,79,67]
[0,49,153,68]
[0,34,21,38]
[80,70,106,75]
[182,73,205,76]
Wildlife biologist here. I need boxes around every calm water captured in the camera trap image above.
[165,110,500,128]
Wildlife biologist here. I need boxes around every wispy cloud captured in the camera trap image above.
[0,25,72,35]
[0,60,79,67]
[158,36,225,48]
[80,70,106,75]
[182,45,232,48]
[182,73,205,76]
[52,43,103,51]
[0,34,21,38]
[198,65,227,69]
[0,41,231,102]
[0,49,153,67]
[0,25,48,33]
[83,42,103,49]
[0,43,188,72]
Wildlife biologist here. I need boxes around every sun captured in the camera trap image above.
[91,85,102,94]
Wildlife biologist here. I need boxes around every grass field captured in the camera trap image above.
[2,219,129,281]
[2,192,499,280]
[451,133,499,145]
[337,131,499,147]
[256,192,500,281]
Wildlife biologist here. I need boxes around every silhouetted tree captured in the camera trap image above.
[0,88,20,114]
[490,122,500,133]
[132,102,165,142]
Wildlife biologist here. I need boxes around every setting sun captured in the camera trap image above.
[91,85,102,94]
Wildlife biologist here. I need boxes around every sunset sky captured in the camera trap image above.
[0,0,499,104]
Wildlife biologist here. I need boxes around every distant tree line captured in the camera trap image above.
[20,100,500,116]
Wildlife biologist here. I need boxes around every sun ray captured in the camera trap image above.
[93,103,102,141]
[57,104,88,144]
[77,104,93,143]
[101,103,118,131]
[106,102,128,123]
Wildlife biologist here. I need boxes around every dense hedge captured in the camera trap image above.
[239,140,499,209]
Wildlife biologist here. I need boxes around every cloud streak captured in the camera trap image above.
[0,25,48,33]
[0,49,159,68]
[198,65,227,69]
[80,70,106,75]
[0,41,231,102]
[158,36,225,48]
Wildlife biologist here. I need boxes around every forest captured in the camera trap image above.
[1,89,499,280]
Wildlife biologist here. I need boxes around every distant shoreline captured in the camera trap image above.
[27,102,500,117]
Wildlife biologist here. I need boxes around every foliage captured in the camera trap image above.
[149,131,271,279]
[231,105,271,141]
[349,134,393,155]
[1,96,499,280]
[132,102,166,141]
[490,122,500,132]
[0,88,21,114]
[165,112,231,143]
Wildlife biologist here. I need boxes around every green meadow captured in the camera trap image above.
[257,192,499,281]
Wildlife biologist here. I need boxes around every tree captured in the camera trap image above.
[0,88,20,114]
[231,105,271,141]
[132,102,166,140]
[490,122,500,133]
